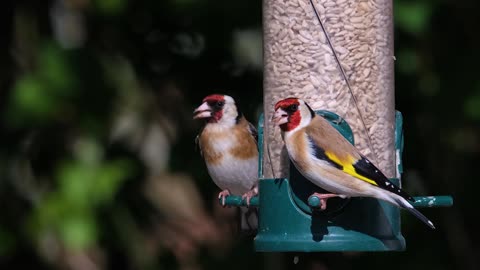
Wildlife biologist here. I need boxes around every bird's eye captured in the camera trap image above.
[214,101,225,109]
[287,104,298,112]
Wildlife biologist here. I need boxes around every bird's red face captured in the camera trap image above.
[273,98,301,132]
[193,94,226,123]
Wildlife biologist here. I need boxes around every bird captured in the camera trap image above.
[194,94,259,231]
[272,97,435,229]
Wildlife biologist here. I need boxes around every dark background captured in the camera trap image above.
[0,0,478,269]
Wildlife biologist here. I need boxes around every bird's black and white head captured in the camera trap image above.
[193,94,240,126]
[273,97,315,133]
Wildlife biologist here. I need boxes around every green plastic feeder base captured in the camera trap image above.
[254,178,406,252]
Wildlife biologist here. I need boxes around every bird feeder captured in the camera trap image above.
[223,110,453,251]
[220,0,453,251]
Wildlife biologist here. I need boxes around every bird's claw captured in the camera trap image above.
[241,188,258,207]
[218,189,231,207]
[309,192,340,211]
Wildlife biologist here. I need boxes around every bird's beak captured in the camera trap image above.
[272,109,288,125]
[193,102,212,119]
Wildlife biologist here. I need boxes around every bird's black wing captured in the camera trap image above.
[352,154,415,202]
[248,122,258,143]
[306,129,414,202]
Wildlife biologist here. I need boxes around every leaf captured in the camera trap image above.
[395,1,432,35]
[8,75,58,126]
[92,159,132,204]
[38,42,76,95]
[465,91,480,120]
[58,161,95,208]
[59,212,97,249]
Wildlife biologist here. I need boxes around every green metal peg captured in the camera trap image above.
[219,196,259,207]
[221,194,453,209]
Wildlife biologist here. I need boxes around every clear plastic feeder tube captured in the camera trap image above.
[263,0,395,178]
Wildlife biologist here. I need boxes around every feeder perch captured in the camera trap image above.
[221,110,453,252]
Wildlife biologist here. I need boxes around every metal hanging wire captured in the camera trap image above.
[308,0,378,163]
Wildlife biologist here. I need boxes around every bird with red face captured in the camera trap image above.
[194,94,259,230]
[272,97,435,229]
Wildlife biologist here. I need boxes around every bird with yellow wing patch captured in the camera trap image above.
[272,97,435,229]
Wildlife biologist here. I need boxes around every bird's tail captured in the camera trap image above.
[240,206,258,234]
[394,197,435,229]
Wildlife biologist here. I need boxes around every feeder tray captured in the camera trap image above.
[222,110,453,252]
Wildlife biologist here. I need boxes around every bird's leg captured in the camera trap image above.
[241,185,258,206]
[309,192,341,210]
[218,189,231,206]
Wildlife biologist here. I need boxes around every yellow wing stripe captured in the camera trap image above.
[325,152,379,186]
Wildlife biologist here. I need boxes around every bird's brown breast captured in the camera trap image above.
[200,118,257,165]
[229,119,257,160]
[199,129,225,165]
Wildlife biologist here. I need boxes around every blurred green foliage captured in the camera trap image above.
[0,0,479,270]
[93,0,127,15]
[9,42,76,125]
[395,1,432,35]
[30,138,132,250]
[464,86,480,120]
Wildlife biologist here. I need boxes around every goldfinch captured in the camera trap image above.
[194,94,258,230]
[273,97,435,229]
